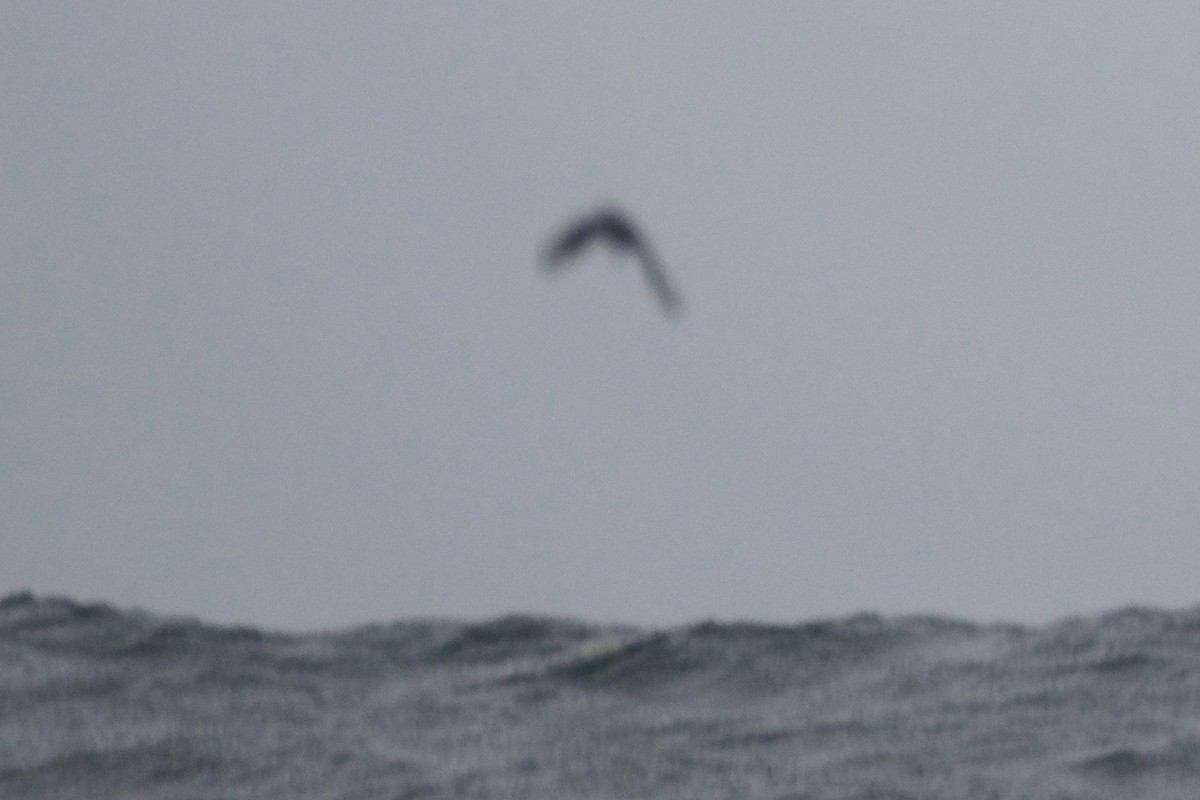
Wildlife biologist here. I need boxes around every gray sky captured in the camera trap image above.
[4,4,1200,630]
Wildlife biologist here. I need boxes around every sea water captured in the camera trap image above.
[2,591,1199,799]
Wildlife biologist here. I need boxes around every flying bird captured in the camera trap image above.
[541,207,683,316]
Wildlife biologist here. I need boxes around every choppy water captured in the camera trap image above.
[2,592,1200,799]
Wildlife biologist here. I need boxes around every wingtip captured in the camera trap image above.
[539,246,569,273]
[659,295,685,320]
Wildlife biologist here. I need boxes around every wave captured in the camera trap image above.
[6,591,1200,799]
[4,591,1199,692]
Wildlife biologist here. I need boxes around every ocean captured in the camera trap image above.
[2,591,1198,799]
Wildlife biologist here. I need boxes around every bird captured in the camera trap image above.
[540,206,683,316]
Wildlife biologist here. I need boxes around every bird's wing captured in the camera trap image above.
[541,219,597,271]
[630,239,683,315]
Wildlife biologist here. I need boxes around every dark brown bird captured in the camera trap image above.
[541,207,683,316]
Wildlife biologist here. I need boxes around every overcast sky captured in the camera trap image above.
[4,4,1200,630]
